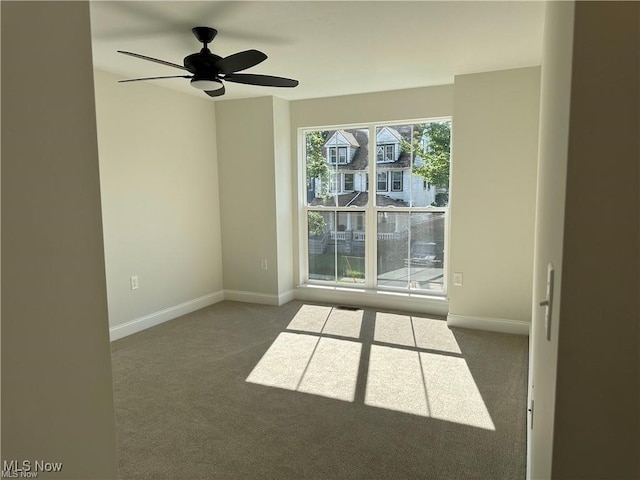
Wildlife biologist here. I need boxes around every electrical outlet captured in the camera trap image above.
[260,259,268,270]
[453,272,463,286]
[130,275,139,290]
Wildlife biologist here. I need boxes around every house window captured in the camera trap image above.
[377,144,395,162]
[339,147,347,164]
[328,146,348,164]
[377,172,388,192]
[391,171,403,192]
[329,173,339,193]
[329,148,337,164]
[302,120,451,293]
[344,173,354,191]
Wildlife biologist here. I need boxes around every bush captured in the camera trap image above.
[346,270,365,279]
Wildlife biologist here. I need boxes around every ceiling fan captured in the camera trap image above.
[118,26,299,97]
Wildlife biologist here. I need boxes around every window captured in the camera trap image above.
[329,173,339,193]
[344,173,354,191]
[377,172,388,192]
[339,147,347,164]
[377,144,395,162]
[391,171,403,192]
[329,148,337,164]
[302,120,451,293]
[328,146,348,164]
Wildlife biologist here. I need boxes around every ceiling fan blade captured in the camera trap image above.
[118,75,192,83]
[224,73,298,88]
[205,85,226,97]
[117,50,187,71]
[215,50,268,74]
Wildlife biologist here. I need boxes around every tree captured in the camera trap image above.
[307,211,327,238]
[305,131,330,197]
[403,121,451,189]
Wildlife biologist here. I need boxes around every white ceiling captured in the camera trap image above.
[90,1,546,101]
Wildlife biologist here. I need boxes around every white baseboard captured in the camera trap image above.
[447,313,530,335]
[109,291,224,341]
[223,289,282,306]
[277,289,296,305]
[294,285,449,317]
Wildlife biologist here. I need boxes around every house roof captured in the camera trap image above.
[377,152,412,169]
[377,126,403,143]
[324,130,360,148]
[327,126,413,171]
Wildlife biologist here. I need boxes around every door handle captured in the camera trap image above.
[540,264,554,341]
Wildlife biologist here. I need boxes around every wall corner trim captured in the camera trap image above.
[278,289,296,305]
[447,313,530,335]
[109,291,224,341]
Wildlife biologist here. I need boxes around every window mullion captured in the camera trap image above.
[367,124,377,289]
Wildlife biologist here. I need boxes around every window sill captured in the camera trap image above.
[294,283,448,317]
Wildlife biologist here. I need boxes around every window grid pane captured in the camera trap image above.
[303,120,450,294]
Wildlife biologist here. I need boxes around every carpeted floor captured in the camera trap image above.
[111,300,528,479]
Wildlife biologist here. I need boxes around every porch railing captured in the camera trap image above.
[329,230,407,241]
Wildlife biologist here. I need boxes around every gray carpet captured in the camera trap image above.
[111,300,528,479]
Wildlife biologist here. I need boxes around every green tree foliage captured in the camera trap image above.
[403,122,451,188]
[307,211,326,238]
[305,131,330,191]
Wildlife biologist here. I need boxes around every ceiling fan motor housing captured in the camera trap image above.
[183,51,223,75]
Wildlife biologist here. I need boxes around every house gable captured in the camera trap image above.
[376,126,402,163]
[324,129,360,165]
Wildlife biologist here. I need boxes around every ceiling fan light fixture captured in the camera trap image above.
[190,77,223,91]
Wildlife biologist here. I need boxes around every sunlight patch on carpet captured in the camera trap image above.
[365,345,430,416]
[374,312,415,346]
[412,316,462,354]
[420,353,495,430]
[246,332,318,390]
[247,304,495,430]
[285,304,332,333]
[322,308,363,339]
[298,337,362,401]
[247,333,361,402]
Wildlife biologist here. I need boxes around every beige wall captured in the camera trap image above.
[550,2,639,477]
[93,69,223,329]
[449,68,540,324]
[1,2,118,478]
[290,85,454,129]
[273,97,295,296]
[215,97,281,299]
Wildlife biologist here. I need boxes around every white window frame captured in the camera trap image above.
[299,119,450,296]
[329,172,339,193]
[376,144,396,163]
[328,146,348,165]
[391,170,403,192]
[343,173,354,192]
[376,171,388,192]
[328,148,337,164]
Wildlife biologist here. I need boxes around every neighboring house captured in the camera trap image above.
[308,126,447,258]
[311,126,442,208]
